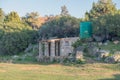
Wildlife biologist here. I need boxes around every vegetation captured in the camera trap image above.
[0,9,38,55]
[0,0,120,59]
[72,39,86,48]
[85,0,120,40]
[38,16,80,39]
[61,5,70,16]
[0,63,120,80]
[98,42,120,53]
[85,0,117,20]
[0,0,120,79]
[92,13,120,37]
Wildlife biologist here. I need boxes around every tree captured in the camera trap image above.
[0,8,5,23]
[0,22,38,55]
[38,16,80,39]
[6,11,21,22]
[61,5,70,16]
[92,13,120,39]
[24,12,40,29]
[0,11,38,55]
[85,0,117,19]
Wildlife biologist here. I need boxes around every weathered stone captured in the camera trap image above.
[103,42,108,45]
[104,57,115,63]
[38,37,79,62]
[98,42,103,46]
[98,50,110,58]
[112,52,120,62]
[75,51,83,60]
[75,46,84,52]
[113,40,119,44]
[87,44,99,57]
[93,35,105,42]
[105,51,120,63]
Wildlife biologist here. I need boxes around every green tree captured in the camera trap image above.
[6,11,21,22]
[61,5,70,16]
[0,22,38,55]
[0,8,5,23]
[24,12,40,29]
[0,11,38,55]
[85,0,117,19]
[92,13,120,38]
[38,16,80,39]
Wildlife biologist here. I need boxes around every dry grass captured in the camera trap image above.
[0,63,120,80]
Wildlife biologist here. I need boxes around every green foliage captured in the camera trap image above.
[23,12,40,29]
[5,11,21,22]
[72,39,86,48]
[98,42,120,54]
[0,30,36,55]
[38,16,80,39]
[85,0,117,20]
[0,8,5,23]
[92,13,120,37]
[76,59,85,64]
[0,9,38,55]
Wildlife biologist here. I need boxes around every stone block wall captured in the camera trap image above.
[60,37,79,56]
[38,37,79,61]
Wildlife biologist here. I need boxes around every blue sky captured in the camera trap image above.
[0,0,120,18]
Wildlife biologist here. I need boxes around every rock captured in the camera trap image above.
[98,50,110,58]
[105,51,120,63]
[112,52,120,62]
[93,34,105,42]
[104,42,108,45]
[96,50,110,61]
[104,57,115,63]
[75,46,84,52]
[87,45,99,57]
[76,51,83,60]
[98,42,103,46]
[113,40,119,44]
[12,55,19,60]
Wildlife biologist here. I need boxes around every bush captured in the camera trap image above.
[76,59,85,64]
[72,39,87,48]
[0,22,38,55]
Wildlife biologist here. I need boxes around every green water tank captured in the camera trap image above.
[80,22,92,38]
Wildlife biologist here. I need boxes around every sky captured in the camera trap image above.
[0,0,120,18]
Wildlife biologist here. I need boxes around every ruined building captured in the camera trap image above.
[38,37,79,62]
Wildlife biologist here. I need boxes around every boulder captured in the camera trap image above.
[113,40,119,44]
[76,51,83,60]
[98,50,110,58]
[96,50,110,61]
[87,45,99,57]
[75,46,84,52]
[93,35,105,42]
[105,51,120,63]
[104,57,115,63]
[112,52,120,62]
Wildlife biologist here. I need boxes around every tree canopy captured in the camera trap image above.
[85,0,117,20]
[38,16,80,39]
[61,5,70,16]
[0,8,5,23]
[0,0,120,55]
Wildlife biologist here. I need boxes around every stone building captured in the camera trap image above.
[38,37,79,62]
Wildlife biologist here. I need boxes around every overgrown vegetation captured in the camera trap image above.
[38,16,80,39]
[0,0,120,59]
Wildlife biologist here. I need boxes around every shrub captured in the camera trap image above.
[72,39,86,48]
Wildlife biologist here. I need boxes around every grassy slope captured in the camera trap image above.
[98,42,120,53]
[0,63,120,80]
